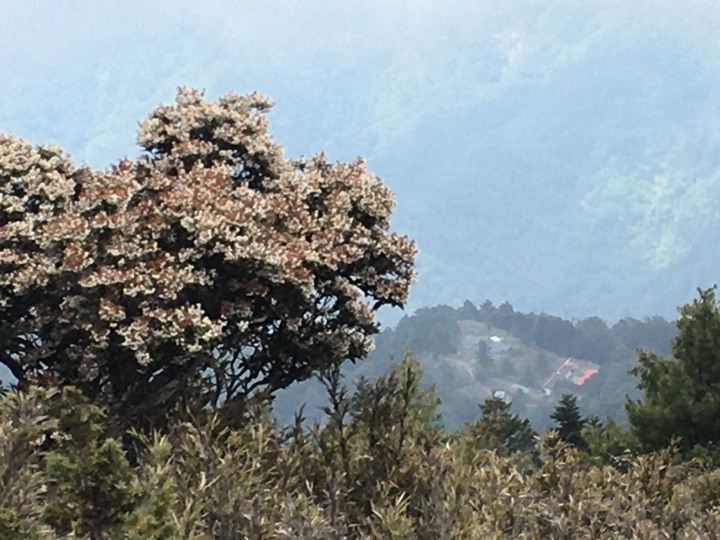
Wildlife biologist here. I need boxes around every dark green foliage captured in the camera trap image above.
[469,300,675,366]
[361,299,677,433]
[390,305,460,355]
[530,314,577,355]
[612,315,675,357]
[0,387,57,538]
[41,388,139,539]
[627,287,720,458]
[457,299,479,320]
[573,317,623,363]
[550,393,587,449]
[579,421,647,469]
[467,395,537,455]
[310,355,444,528]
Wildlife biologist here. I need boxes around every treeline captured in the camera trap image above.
[359,300,677,427]
[374,300,676,365]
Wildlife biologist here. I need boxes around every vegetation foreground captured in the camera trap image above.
[3,88,720,538]
[2,360,720,539]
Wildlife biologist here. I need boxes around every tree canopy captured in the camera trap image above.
[627,287,720,456]
[0,88,415,428]
[550,393,586,449]
[467,395,537,455]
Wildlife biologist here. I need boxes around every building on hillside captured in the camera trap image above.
[573,368,598,386]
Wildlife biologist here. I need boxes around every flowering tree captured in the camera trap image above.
[0,88,415,426]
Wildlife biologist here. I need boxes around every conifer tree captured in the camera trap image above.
[468,395,537,455]
[550,393,587,449]
[627,287,720,456]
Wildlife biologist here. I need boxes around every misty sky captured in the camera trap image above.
[2,1,719,324]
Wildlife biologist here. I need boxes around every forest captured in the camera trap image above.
[273,298,678,429]
[3,89,720,538]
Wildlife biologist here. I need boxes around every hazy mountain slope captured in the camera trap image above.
[2,1,719,324]
[367,2,720,322]
[273,301,677,430]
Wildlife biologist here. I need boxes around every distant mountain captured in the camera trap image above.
[4,2,718,328]
[364,2,720,323]
[273,300,677,430]
[0,299,679,429]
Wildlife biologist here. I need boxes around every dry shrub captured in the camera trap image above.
[3,361,720,538]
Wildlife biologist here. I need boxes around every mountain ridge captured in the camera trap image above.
[274,300,677,429]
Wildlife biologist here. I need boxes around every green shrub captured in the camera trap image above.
[4,359,720,538]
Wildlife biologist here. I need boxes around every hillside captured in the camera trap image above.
[5,3,720,325]
[273,301,677,429]
[416,319,601,428]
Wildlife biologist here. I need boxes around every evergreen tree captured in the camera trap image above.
[458,299,480,321]
[467,395,537,455]
[550,393,587,449]
[627,287,720,457]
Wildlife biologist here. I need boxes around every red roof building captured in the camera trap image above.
[573,368,598,386]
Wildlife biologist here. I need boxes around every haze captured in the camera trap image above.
[3,0,719,324]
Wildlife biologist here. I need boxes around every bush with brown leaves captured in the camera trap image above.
[0,88,415,429]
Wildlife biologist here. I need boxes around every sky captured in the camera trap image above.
[2,1,720,325]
